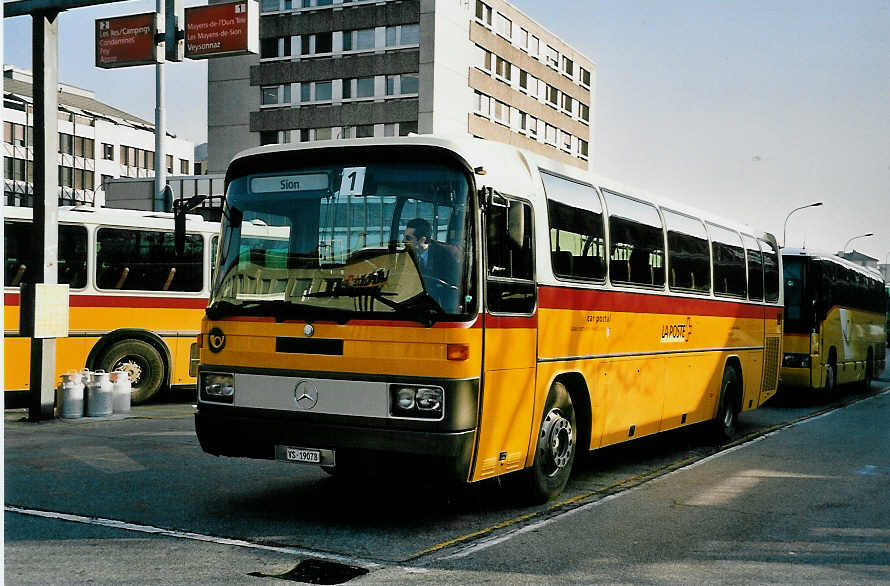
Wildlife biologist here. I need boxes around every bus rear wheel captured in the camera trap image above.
[98,340,165,405]
[525,382,576,503]
[712,365,740,441]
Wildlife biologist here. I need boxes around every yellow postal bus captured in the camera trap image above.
[193,136,783,501]
[781,249,887,393]
[4,206,218,405]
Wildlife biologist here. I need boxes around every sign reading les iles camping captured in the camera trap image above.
[95,13,160,68]
[185,1,258,59]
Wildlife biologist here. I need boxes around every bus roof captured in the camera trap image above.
[782,248,884,281]
[4,205,214,231]
[229,135,776,245]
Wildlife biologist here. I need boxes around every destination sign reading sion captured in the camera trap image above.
[95,13,160,69]
[185,1,258,59]
[250,174,330,193]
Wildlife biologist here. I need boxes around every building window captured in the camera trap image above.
[474,91,491,117]
[519,28,529,51]
[166,154,174,173]
[355,124,374,138]
[562,56,574,78]
[400,73,418,95]
[495,57,511,82]
[344,28,375,51]
[386,24,419,47]
[561,94,574,115]
[345,77,375,99]
[260,131,277,145]
[544,124,557,146]
[261,85,291,105]
[261,36,291,58]
[180,159,189,174]
[580,67,591,88]
[495,13,512,39]
[578,139,589,159]
[493,100,509,126]
[545,45,559,69]
[315,81,332,102]
[260,0,280,12]
[546,85,559,107]
[102,143,114,161]
[527,115,538,138]
[302,32,332,55]
[529,34,539,57]
[475,0,492,26]
[398,122,417,136]
[475,45,492,72]
[579,103,590,123]
[59,133,73,155]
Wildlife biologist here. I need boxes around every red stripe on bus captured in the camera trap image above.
[4,293,207,310]
[538,285,780,319]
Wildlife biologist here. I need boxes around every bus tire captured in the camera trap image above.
[712,365,740,441]
[525,381,576,503]
[863,352,874,390]
[98,339,165,405]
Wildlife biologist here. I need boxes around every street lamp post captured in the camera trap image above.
[842,233,875,254]
[782,202,823,248]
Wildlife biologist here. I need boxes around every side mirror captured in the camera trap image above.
[173,192,207,256]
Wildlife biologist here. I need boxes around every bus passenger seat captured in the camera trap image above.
[10,264,26,287]
[554,250,573,275]
[114,267,130,289]
[161,267,177,291]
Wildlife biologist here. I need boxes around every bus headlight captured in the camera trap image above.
[782,353,811,368]
[201,373,234,403]
[390,385,443,419]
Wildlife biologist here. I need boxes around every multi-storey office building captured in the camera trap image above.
[208,0,593,172]
[3,66,194,207]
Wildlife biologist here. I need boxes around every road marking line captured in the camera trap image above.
[4,505,382,570]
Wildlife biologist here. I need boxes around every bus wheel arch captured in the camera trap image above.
[525,380,577,503]
[552,372,591,458]
[87,330,171,404]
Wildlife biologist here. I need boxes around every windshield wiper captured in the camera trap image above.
[389,290,446,328]
[206,299,353,324]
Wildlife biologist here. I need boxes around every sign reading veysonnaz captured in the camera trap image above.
[95,13,161,68]
[185,1,258,59]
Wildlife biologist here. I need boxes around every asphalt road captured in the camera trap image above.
[5,357,890,584]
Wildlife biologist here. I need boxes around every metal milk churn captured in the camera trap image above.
[111,370,132,414]
[58,372,85,419]
[86,370,114,417]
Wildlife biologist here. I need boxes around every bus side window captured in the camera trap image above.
[663,209,710,294]
[97,228,204,292]
[4,221,87,289]
[708,224,746,298]
[602,190,664,288]
[760,240,780,302]
[742,234,763,301]
[541,172,606,282]
[486,196,535,314]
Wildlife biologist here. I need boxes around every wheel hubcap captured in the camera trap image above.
[540,408,573,476]
[114,358,143,386]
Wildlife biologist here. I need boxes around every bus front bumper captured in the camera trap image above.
[195,407,477,480]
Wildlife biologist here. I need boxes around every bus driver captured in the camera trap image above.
[403,218,460,309]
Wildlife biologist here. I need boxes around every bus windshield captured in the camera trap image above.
[208,159,475,324]
[783,256,812,334]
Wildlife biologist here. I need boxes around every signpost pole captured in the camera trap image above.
[154,0,166,212]
[29,9,60,421]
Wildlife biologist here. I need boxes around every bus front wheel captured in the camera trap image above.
[525,382,576,503]
[98,340,165,404]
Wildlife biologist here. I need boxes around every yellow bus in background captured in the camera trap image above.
[193,136,783,502]
[4,206,219,406]
[781,249,887,394]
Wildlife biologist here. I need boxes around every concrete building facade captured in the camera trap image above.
[3,66,194,208]
[208,0,593,172]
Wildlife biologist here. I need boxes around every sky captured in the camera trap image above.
[4,0,889,262]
